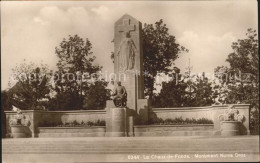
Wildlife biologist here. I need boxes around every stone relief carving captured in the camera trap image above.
[117,32,136,72]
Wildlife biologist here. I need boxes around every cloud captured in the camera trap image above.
[31,5,114,81]
[91,6,109,16]
[178,31,199,53]
[1,1,257,91]
[176,31,236,74]
[33,6,91,29]
[39,6,68,24]
[33,17,48,25]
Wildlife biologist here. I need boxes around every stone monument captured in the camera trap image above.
[114,14,145,110]
[106,14,150,137]
[111,81,127,107]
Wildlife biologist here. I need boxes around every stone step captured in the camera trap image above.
[134,130,217,137]
[3,143,252,149]
[3,148,256,154]
[3,137,259,162]
[3,137,258,155]
[37,129,217,138]
[38,131,216,138]
[134,125,214,131]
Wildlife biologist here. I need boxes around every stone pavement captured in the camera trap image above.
[2,136,259,162]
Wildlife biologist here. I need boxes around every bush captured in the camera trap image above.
[39,120,106,127]
[149,117,213,125]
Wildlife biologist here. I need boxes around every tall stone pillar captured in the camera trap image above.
[114,14,145,112]
[114,14,150,125]
[106,14,150,137]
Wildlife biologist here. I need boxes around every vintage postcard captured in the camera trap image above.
[1,0,259,162]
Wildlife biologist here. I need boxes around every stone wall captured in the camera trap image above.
[5,110,35,137]
[151,107,212,121]
[134,124,215,136]
[39,110,106,124]
[151,104,250,135]
[38,127,106,137]
[5,110,106,137]
[5,104,251,137]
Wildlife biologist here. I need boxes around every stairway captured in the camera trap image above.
[2,136,259,162]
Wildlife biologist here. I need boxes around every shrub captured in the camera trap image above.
[149,117,213,125]
[39,120,106,127]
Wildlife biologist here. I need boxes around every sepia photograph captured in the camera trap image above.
[1,0,259,162]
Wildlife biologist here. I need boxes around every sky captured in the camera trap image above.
[1,0,258,91]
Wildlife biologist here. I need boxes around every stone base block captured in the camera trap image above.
[105,132,126,137]
[106,107,127,137]
[136,99,150,125]
[221,130,241,136]
[106,100,114,108]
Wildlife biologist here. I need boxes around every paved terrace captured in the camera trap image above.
[2,136,259,162]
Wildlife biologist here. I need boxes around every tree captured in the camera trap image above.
[8,62,51,110]
[153,73,187,107]
[154,72,215,108]
[214,28,259,134]
[83,80,110,110]
[143,19,188,99]
[191,74,215,107]
[50,35,107,110]
[1,91,13,111]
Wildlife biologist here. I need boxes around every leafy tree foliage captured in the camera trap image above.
[153,74,187,107]
[83,80,110,110]
[153,72,215,107]
[1,91,13,111]
[49,35,108,110]
[214,28,259,134]
[191,75,216,106]
[143,19,188,99]
[7,62,51,110]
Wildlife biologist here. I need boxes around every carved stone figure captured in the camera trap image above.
[117,32,136,72]
[111,81,127,107]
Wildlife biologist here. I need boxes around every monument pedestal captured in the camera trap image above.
[106,107,127,137]
[105,106,136,137]
[137,99,150,125]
